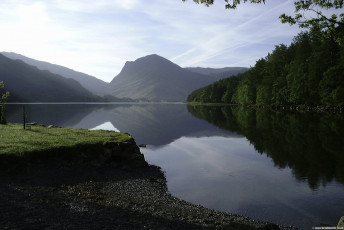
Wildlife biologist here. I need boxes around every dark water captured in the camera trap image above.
[6,103,344,229]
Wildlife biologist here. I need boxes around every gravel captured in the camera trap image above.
[0,159,299,230]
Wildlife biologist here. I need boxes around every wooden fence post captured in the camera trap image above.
[23,105,26,129]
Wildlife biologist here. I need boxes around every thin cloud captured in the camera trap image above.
[0,0,302,82]
[171,0,299,67]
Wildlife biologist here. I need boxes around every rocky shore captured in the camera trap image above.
[0,144,298,229]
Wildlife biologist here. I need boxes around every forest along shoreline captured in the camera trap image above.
[187,102,343,113]
[186,29,344,110]
[0,123,298,229]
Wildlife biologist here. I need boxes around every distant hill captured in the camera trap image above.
[185,67,248,80]
[109,54,227,102]
[0,54,100,102]
[1,52,109,96]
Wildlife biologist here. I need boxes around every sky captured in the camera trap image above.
[0,0,303,82]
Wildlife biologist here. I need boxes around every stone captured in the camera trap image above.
[127,154,148,168]
[258,224,280,230]
[100,139,148,168]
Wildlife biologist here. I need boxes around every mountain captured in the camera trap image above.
[185,67,248,80]
[1,52,109,96]
[0,54,99,102]
[109,54,225,102]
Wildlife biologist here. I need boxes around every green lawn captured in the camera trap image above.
[0,123,131,156]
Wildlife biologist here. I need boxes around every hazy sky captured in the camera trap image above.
[0,0,302,82]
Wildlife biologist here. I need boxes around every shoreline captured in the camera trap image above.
[0,156,298,229]
[186,103,343,113]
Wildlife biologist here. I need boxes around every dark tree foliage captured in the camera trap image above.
[0,81,10,124]
[187,74,241,103]
[187,28,344,107]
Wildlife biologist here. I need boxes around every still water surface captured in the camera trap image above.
[6,103,344,229]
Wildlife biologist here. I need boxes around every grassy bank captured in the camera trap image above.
[0,123,131,158]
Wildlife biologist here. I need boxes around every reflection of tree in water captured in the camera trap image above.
[187,105,344,190]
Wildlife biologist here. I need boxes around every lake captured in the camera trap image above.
[6,103,344,229]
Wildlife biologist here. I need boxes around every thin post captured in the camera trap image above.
[23,105,26,129]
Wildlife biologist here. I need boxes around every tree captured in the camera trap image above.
[0,81,10,124]
[319,64,344,106]
[185,1,344,107]
[221,75,240,103]
[279,1,344,29]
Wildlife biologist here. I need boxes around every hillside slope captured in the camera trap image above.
[185,67,248,80]
[2,52,109,96]
[0,54,99,102]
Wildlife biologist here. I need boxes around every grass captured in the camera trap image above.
[0,123,131,156]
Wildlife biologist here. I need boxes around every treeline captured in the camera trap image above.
[187,28,344,107]
[187,105,344,189]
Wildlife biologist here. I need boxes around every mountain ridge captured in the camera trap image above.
[1,52,249,102]
[186,67,249,80]
[0,54,100,102]
[109,54,238,102]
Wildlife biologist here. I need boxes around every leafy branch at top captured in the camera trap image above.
[182,0,343,34]
[279,0,343,29]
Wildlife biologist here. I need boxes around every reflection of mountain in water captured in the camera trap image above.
[6,104,102,127]
[71,104,239,146]
[6,103,239,147]
[187,105,344,190]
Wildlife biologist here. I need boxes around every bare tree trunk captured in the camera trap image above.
[0,104,6,124]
